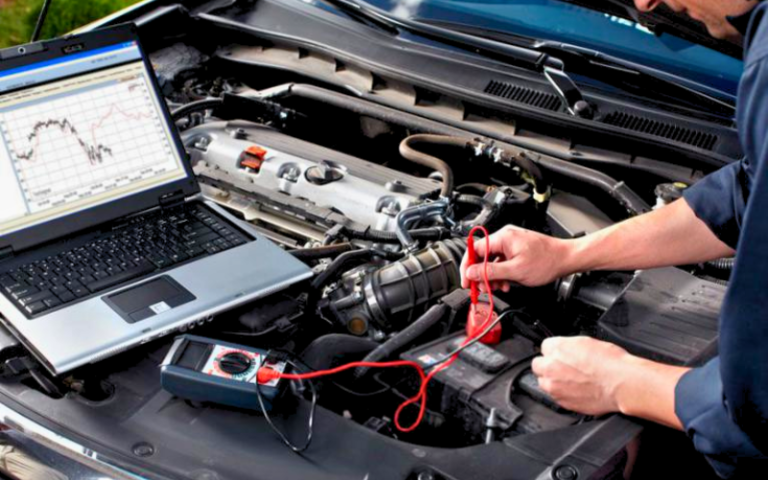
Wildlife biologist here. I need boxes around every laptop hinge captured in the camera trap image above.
[159,190,186,209]
[0,246,13,262]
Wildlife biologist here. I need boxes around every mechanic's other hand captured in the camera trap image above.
[531,336,632,416]
[460,225,571,290]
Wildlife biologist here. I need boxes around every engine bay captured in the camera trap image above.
[0,27,734,480]
[161,80,725,445]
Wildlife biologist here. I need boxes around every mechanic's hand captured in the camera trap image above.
[460,225,571,291]
[531,336,632,416]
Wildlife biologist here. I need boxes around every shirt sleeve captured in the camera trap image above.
[675,358,765,478]
[676,5,768,478]
[682,159,749,250]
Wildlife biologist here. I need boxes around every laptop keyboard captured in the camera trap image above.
[0,204,249,317]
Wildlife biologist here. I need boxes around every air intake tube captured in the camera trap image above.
[321,238,466,335]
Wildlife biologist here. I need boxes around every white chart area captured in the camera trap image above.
[0,75,179,213]
[0,145,26,224]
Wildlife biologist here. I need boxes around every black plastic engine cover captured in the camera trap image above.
[596,267,723,366]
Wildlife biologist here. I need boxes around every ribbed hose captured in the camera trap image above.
[399,134,465,198]
[706,257,735,271]
[353,303,450,378]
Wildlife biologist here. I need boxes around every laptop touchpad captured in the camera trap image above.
[103,276,196,324]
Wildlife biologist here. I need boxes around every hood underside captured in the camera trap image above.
[557,0,746,59]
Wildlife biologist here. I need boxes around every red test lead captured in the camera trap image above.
[465,226,502,345]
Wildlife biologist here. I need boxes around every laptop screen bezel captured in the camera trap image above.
[0,23,199,255]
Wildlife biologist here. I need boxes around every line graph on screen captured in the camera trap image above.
[0,77,179,212]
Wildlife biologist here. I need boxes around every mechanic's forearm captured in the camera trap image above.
[613,355,689,430]
[562,199,734,274]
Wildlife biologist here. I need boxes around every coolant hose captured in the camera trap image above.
[353,303,450,378]
[400,134,465,198]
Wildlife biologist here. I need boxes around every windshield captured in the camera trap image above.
[353,0,743,96]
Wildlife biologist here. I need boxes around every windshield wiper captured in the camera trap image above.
[534,41,735,115]
[317,0,599,117]
[416,20,735,118]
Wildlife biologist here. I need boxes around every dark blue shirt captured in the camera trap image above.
[679,3,768,477]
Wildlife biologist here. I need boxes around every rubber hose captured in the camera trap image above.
[353,303,450,378]
[171,97,224,121]
[301,334,379,371]
[457,183,493,194]
[456,194,487,208]
[400,134,465,198]
[540,156,650,215]
[310,249,373,291]
[500,151,548,195]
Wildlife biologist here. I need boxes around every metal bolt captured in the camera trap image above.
[193,137,210,150]
[132,442,155,458]
[230,128,247,139]
[553,465,578,480]
[491,147,505,164]
[381,199,401,217]
[281,167,300,183]
[386,180,406,193]
[417,472,435,480]
[484,408,497,444]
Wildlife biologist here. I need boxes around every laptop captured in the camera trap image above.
[0,24,312,375]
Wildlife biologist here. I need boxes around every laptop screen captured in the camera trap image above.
[0,41,187,237]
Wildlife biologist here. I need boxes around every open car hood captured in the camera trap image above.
[557,0,746,59]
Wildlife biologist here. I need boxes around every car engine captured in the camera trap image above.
[141,72,727,453]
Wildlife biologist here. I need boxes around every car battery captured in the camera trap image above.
[402,332,579,439]
[160,335,287,411]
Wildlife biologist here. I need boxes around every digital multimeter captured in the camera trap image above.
[160,335,287,411]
